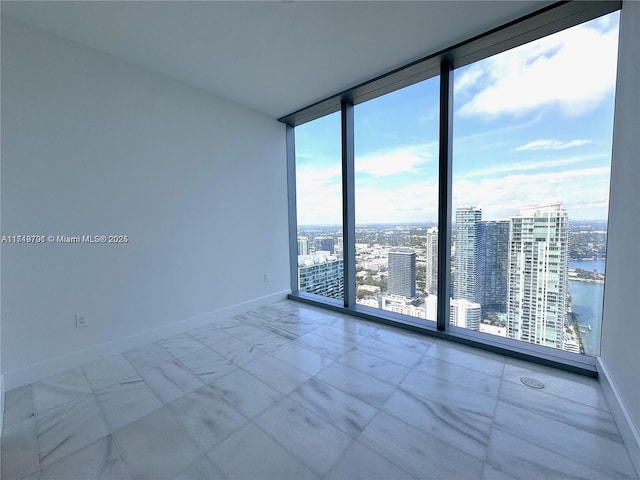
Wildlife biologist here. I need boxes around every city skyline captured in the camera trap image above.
[300,202,598,352]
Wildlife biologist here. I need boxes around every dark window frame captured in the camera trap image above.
[281,0,620,377]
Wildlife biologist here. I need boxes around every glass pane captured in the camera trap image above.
[354,77,440,322]
[295,112,344,300]
[451,12,619,355]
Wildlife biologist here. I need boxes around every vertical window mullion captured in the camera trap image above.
[286,125,299,294]
[437,60,453,331]
[342,100,356,308]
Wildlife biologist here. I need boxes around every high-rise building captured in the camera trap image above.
[506,204,569,349]
[453,207,482,302]
[425,227,438,295]
[450,298,482,331]
[297,236,309,255]
[298,252,344,299]
[476,220,509,315]
[388,247,416,298]
[315,236,335,254]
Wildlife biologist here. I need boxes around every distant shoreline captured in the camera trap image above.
[570,277,605,284]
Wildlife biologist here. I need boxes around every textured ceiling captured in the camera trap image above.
[1,1,551,119]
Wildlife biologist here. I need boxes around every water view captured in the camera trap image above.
[569,260,605,355]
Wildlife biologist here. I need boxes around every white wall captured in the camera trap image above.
[0,21,3,432]
[0,17,289,388]
[600,0,640,470]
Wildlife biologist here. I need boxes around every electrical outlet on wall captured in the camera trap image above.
[75,314,88,328]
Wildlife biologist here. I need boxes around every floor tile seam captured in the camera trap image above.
[319,441,352,480]
[483,422,512,474]
[176,413,245,458]
[293,333,357,359]
[94,432,135,480]
[125,343,174,375]
[305,326,361,349]
[313,365,398,412]
[349,424,404,470]
[184,328,218,344]
[378,399,492,464]
[82,365,123,439]
[354,343,422,369]
[274,350,337,377]
[497,381,621,427]
[327,352,412,387]
[2,412,40,480]
[248,348,318,378]
[171,344,228,373]
[32,372,96,417]
[320,435,423,480]
[224,365,287,415]
[421,350,505,379]
[35,399,110,473]
[500,376,613,413]
[312,323,372,344]
[87,353,141,393]
[35,390,113,466]
[404,365,502,403]
[414,351,505,388]
[395,384,497,428]
[400,374,500,421]
[142,356,206,387]
[200,426,322,480]
[480,380,507,468]
[252,337,298,356]
[2,385,35,432]
[331,351,409,384]
[110,407,201,480]
[351,343,420,370]
[79,363,111,401]
[282,377,377,441]
[356,412,474,480]
[160,338,209,361]
[32,386,100,427]
[128,367,173,416]
[272,336,336,359]
[166,382,255,436]
[368,330,436,356]
[213,324,260,347]
[294,343,350,367]
[249,413,355,479]
[495,394,626,448]
[490,421,636,479]
[209,343,267,368]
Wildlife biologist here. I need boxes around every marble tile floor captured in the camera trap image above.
[2,300,638,480]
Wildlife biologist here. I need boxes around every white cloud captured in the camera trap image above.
[356,144,434,176]
[456,17,619,118]
[296,165,610,224]
[515,139,591,151]
[453,167,611,220]
[355,181,439,224]
[457,154,605,180]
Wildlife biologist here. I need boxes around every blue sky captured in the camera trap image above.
[296,12,619,225]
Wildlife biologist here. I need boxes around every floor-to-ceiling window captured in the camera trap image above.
[354,78,440,323]
[451,11,619,356]
[295,112,344,301]
[284,2,620,364]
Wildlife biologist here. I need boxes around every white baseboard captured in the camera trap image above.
[3,290,290,391]
[596,357,640,478]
